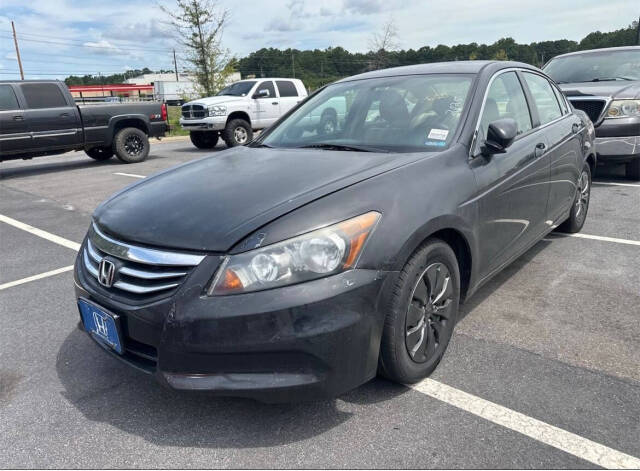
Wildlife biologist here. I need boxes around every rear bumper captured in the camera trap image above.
[74,251,389,402]
[149,121,168,138]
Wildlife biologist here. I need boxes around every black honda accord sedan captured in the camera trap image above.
[74,61,595,402]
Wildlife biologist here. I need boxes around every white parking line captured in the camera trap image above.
[113,172,145,179]
[410,379,640,469]
[0,266,74,291]
[565,233,640,246]
[0,214,80,251]
[593,181,640,188]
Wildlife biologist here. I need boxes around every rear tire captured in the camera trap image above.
[85,146,113,161]
[626,158,640,181]
[189,131,219,149]
[558,163,591,233]
[113,127,149,164]
[222,119,252,147]
[378,239,460,384]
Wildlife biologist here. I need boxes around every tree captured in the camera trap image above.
[368,18,400,69]
[161,0,233,96]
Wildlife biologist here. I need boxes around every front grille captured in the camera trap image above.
[568,99,606,123]
[82,223,205,302]
[181,104,206,120]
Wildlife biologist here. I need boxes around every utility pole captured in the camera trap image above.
[173,49,179,81]
[636,16,640,46]
[291,50,295,78]
[11,21,24,80]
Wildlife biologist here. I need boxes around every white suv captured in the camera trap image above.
[180,78,308,148]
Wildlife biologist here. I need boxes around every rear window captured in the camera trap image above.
[0,85,19,110]
[20,83,68,109]
[276,80,298,97]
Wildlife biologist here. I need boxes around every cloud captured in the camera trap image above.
[82,39,122,55]
[264,17,302,32]
[5,52,17,60]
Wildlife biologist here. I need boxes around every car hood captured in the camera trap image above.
[184,96,246,107]
[94,146,431,252]
[557,81,640,100]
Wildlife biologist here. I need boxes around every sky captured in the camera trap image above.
[0,0,638,80]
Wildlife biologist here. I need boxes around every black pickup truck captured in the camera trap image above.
[0,80,167,164]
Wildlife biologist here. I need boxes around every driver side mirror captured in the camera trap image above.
[254,89,270,99]
[481,118,518,155]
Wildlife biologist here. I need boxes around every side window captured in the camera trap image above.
[20,83,68,109]
[551,84,569,115]
[0,85,20,111]
[255,81,276,99]
[522,73,563,125]
[479,71,532,141]
[276,81,298,97]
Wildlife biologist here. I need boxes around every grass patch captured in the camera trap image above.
[167,106,190,136]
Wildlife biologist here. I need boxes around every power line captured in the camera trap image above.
[0,34,174,53]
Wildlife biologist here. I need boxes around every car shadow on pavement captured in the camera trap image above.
[56,328,407,448]
[457,238,551,323]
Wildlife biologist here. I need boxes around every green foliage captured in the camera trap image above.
[64,68,168,85]
[236,20,639,91]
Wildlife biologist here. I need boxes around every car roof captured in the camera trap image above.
[235,78,302,82]
[0,79,63,84]
[551,45,640,60]
[335,60,540,83]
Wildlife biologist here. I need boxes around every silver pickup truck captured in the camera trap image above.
[0,80,167,164]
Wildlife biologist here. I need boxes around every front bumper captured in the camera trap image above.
[74,248,389,402]
[595,117,640,163]
[179,116,227,131]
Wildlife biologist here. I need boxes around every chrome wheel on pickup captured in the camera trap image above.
[222,118,253,147]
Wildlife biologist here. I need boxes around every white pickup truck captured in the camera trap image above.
[180,78,308,148]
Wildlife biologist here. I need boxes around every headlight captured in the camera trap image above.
[606,100,640,118]
[208,211,381,295]
[208,105,227,117]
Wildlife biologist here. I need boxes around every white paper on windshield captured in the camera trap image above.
[427,129,449,140]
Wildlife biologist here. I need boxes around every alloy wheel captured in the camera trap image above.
[234,126,248,144]
[124,134,144,157]
[575,169,590,222]
[405,262,454,363]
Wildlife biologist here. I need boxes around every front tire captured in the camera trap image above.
[189,131,219,149]
[222,119,252,147]
[85,146,113,161]
[379,239,460,384]
[113,127,150,163]
[626,158,640,181]
[558,163,591,233]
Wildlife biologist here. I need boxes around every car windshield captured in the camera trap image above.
[544,49,640,83]
[259,74,474,153]
[217,81,256,96]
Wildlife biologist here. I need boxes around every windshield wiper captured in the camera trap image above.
[590,76,635,82]
[297,143,389,153]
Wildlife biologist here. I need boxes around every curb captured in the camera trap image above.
[154,135,190,143]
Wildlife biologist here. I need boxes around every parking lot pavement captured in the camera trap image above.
[1,143,639,468]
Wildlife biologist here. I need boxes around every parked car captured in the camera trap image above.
[543,46,640,180]
[74,61,594,402]
[179,78,307,148]
[0,80,167,164]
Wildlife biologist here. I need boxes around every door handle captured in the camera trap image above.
[13,115,24,121]
[60,112,70,118]
[272,102,279,105]
[572,122,580,134]
[535,142,546,158]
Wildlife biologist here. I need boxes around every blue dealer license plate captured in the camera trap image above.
[78,299,123,354]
